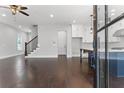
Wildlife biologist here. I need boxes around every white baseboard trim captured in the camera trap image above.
[25,55,58,58]
[72,54,80,57]
[83,57,88,59]
[67,55,72,58]
[0,53,24,60]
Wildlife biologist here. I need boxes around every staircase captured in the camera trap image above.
[25,35,38,56]
[25,46,40,58]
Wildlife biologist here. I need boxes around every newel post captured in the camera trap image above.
[25,42,28,56]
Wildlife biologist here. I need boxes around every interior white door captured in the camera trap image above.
[58,31,67,55]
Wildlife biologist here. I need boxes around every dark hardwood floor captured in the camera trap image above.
[0,55,94,88]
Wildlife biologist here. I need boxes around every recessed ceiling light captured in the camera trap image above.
[111,13,115,16]
[18,25,22,28]
[73,20,76,23]
[50,14,54,18]
[2,14,6,17]
[111,9,115,12]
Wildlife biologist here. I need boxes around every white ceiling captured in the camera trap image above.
[0,5,93,26]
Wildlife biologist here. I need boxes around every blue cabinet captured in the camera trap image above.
[109,52,124,77]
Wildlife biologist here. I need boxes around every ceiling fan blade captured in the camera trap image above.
[10,5,18,7]
[19,10,29,16]
[20,7,28,10]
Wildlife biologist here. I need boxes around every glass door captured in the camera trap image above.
[96,5,124,88]
[107,5,124,88]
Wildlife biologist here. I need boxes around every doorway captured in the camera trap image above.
[58,31,67,56]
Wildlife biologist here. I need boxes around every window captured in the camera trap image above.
[17,34,23,51]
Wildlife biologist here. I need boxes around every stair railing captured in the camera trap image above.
[25,35,38,56]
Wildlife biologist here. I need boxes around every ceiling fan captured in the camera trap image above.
[0,5,29,16]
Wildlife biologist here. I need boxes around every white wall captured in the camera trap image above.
[38,25,58,57]
[0,23,27,59]
[31,25,38,39]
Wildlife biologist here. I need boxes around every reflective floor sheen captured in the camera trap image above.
[0,55,93,88]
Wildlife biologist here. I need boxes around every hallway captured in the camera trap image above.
[0,55,93,88]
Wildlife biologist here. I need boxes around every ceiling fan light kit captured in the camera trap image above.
[0,5,29,16]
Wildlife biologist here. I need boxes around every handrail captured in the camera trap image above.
[26,35,38,45]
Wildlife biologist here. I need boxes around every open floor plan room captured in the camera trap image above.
[1,5,124,88]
